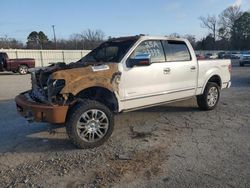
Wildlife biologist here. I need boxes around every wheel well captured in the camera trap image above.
[18,64,29,71]
[76,87,118,112]
[19,64,28,68]
[207,75,221,88]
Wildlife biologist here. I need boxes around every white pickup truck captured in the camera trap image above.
[15,35,231,148]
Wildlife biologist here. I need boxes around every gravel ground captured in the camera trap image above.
[0,62,249,187]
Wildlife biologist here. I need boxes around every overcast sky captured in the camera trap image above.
[1,0,250,42]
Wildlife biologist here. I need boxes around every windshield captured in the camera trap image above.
[77,39,137,63]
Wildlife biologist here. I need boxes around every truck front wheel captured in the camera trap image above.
[66,100,114,149]
[197,82,220,110]
[18,65,28,75]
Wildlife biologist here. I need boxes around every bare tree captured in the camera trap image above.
[81,29,105,42]
[81,29,105,49]
[199,15,217,41]
[69,33,84,50]
[218,5,243,39]
[168,33,181,38]
[0,35,24,49]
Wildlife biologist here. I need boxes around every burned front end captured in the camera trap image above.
[15,59,120,124]
[15,63,69,124]
[30,67,66,105]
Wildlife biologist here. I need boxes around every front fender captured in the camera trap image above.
[62,76,114,96]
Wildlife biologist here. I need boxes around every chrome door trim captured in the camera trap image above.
[121,87,195,102]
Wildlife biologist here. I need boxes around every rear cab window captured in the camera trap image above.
[162,40,191,62]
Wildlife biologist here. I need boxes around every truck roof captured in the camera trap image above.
[108,34,187,43]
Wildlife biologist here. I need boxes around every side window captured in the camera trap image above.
[163,41,191,61]
[130,40,165,63]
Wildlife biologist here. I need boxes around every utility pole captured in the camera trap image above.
[52,25,57,49]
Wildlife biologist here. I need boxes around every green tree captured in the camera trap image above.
[196,34,215,50]
[26,31,39,49]
[38,31,49,49]
[26,31,49,49]
[231,12,250,50]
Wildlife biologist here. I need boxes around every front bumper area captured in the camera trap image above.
[15,92,68,124]
[222,81,231,89]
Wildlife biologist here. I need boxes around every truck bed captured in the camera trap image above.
[197,59,231,94]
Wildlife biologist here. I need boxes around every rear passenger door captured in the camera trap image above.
[161,40,197,97]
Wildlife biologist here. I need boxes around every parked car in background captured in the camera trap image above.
[226,52,236,59]
[0,52,35,75]
[196,54,205,60]
[218,52,226,59]
[205,53,213,59]
[239,51,250,66]
[205,53,217,59]
[231,52,241,59]
[15,35,231,149]
[210,54,218,59]
[218,52,241,59]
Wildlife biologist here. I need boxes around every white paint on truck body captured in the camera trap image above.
[114,36,231,112]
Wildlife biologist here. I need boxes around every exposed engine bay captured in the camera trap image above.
[29,62,69,105]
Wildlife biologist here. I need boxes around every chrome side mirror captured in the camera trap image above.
[127,53,151,68]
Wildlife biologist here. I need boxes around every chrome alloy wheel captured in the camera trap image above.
[76,109,109,142]
[207,87,218,107]
[19,66,28,74]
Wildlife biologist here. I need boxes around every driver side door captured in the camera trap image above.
[119,40,169,109]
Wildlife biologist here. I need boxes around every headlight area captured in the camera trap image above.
[47,79,66,104]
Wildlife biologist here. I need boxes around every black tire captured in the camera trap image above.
[239,62,244,67]
[18,65,28,75]
[197,82,220,111]
[66,99,114,149]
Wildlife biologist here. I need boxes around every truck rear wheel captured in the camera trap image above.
[66,100,114,149]
[197,82,220,110]
[18,65,28,75]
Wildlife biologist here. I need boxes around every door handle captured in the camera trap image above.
[190,66,196,70]
[163,68,171,74]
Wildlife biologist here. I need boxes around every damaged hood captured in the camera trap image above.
[50,63,120,95]
[30,62,69,73]
[31,61,120,97]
